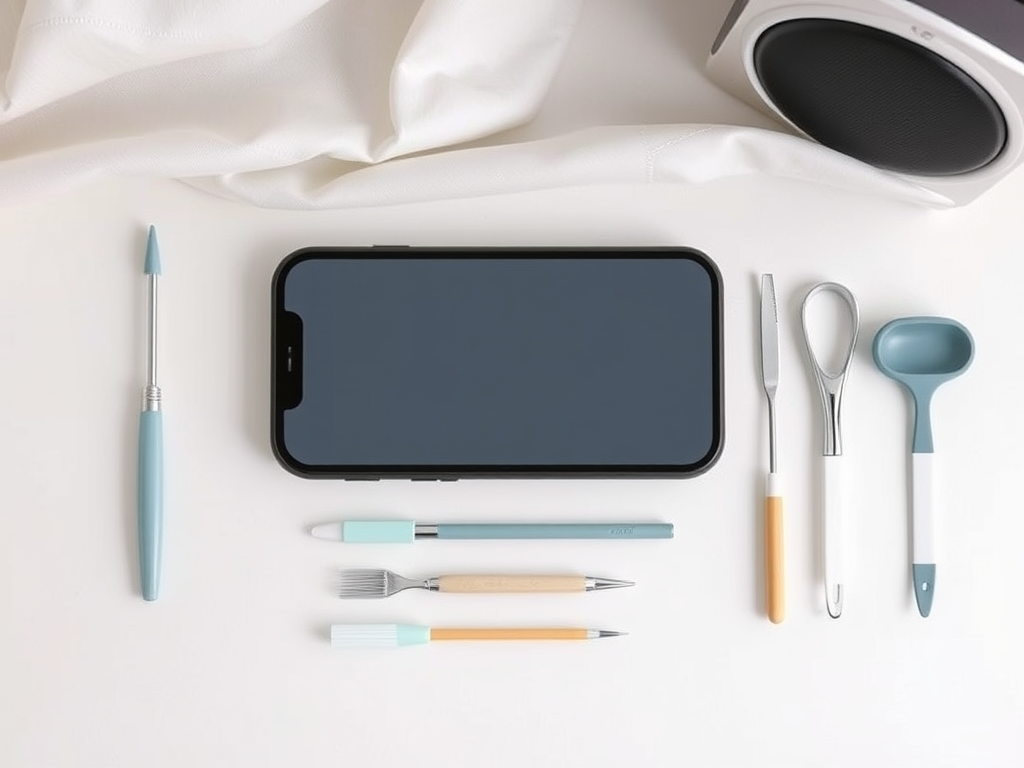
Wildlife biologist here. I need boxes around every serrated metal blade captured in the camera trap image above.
[760,274,780,396]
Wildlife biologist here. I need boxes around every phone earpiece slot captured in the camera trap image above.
[275,310,304,410]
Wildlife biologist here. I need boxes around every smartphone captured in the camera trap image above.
[271,246,723,479]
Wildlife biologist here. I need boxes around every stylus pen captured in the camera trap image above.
[310,521,673,543]
[138,225,163,601]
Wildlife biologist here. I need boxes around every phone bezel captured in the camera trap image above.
[271,246,724,479]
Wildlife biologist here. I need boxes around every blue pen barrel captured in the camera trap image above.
[436,523,673,539]
[138,410,163,601]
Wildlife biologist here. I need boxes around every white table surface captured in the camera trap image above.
[2,3,1022,767]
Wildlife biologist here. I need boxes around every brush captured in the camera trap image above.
[330,624,627,648]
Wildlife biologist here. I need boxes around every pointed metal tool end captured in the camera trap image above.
[589,577,635,591]
[826,583,843,619]
[913,564,935,618]
[144,225,162,276]
[597,630,627,638]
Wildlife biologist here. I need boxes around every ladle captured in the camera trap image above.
[872,317,974,617]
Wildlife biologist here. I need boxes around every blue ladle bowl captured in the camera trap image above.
[872,317,974,618]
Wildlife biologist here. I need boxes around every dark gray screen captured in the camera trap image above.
[279,254,719,469]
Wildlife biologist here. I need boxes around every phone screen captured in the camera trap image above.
[272,247,722,478]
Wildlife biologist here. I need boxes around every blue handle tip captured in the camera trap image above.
[913,564,935,618]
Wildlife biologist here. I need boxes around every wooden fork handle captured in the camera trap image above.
[437,574,587,593]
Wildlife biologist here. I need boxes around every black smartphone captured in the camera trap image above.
[271,246,723,479]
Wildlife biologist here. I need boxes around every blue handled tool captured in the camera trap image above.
[310,520,673,543]
[138,226,163,601]
[873,316,974,618]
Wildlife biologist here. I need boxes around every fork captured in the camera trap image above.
[337,568,633,598]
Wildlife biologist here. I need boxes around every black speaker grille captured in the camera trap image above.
[753,19,1007,176]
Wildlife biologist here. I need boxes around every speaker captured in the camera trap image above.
[706,0,1024,203]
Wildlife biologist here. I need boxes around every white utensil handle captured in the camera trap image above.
[822,454,843,617]
[911,452,937,617]
[912,452,935,563]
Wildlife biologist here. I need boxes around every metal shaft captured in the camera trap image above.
[147,273,157,385]
[144,273,161,412]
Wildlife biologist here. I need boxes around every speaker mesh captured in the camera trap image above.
[753,19,1007,176]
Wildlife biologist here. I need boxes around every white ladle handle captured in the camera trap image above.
[822,455,843,618]
[911,451,936,617]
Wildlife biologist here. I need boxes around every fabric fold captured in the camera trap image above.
[186,124,950,209]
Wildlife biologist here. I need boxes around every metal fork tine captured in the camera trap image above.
[337,568,427,599]
[337,568,388,598]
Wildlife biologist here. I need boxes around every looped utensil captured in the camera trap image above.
[801,282,859,619]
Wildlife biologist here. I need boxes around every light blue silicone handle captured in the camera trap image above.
[437,523,673,539]
[138,410,163,601]
[342,520,416,543]
[396,624,431,646]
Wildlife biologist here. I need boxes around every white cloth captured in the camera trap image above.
[0,0,948,209]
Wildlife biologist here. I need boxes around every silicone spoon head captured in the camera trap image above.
[872,317,974,452]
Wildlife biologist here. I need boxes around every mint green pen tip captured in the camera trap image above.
[144,225,162,275]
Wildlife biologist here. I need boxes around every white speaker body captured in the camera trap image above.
[706,0,1024,204]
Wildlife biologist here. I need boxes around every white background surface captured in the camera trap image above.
[2,2,1023,767]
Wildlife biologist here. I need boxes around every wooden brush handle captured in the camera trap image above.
[437,574,586,593]
[431,628,589,641]
[766,488,786,624]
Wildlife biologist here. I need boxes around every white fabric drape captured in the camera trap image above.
[0,0,949,209]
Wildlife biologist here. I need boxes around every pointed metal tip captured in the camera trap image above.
[589,577,635,591]
[144,225,162,276]
[597,630,627,638]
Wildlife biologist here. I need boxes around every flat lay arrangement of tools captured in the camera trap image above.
[132,230,976,640]
[6,3,1022,766]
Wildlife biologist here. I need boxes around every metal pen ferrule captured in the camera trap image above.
[142,384,162,412]
[414,523,439,538]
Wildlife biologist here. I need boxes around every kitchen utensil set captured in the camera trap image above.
[760,276,973,621]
